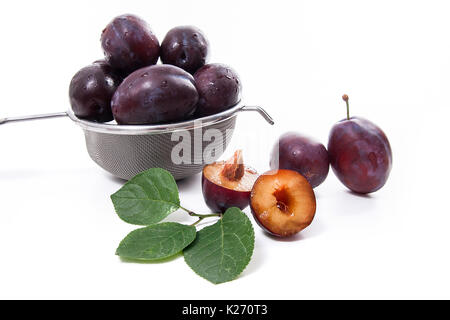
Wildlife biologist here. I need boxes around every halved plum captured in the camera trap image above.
[250,169,316,237]
[202,150,258,213]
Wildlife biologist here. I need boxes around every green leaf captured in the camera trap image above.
[111,168,180,225]
[183,207,255,284]
[116,223,196,261]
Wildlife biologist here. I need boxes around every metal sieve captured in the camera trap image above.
[0,104,274,180]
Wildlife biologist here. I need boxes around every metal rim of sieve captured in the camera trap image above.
[0,103,274,133]
[66,103,274,135]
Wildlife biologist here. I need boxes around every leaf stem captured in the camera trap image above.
[191,218,204,226]
[180,206,221,218]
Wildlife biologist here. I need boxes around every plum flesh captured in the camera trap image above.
[250,169,316,237]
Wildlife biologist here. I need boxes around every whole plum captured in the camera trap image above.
[161,26,209,74]
[101,14,160,75]
[194,63,241,117]
[328,95,393,194]
[69,62,121,122]
[270,132,329,188]
[111,64,199,125]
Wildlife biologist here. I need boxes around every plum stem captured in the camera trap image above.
[342,94,350,120]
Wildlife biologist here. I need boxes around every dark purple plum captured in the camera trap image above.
[194,63,241,117]
[161,26,209,74]
[328,95,393,194]
[101,14,160,75]
[111,64,198,125]
[69,62,121,122]
[270,132,329,188]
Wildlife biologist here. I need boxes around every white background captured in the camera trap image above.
[0,0,449,299]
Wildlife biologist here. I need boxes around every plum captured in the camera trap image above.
[69,61,121,122]
[270,132,329,188]
[328,95,393,194]
[194,63,241,117]
[202,150,258,213]
[101,14,160,75]
[111,64,198,125]
[250,169,316,237]
[161,26,209,74]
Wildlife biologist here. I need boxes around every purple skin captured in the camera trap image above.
[270,132,330,188]
[69,62,121,122]
[111,64,199,125]
[328,117,392,194]
[161,26,209,74]
[194,63,241,117]
[201,173,251,213]
[101,14,160,75]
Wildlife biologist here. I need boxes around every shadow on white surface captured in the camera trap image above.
[0,169,46,180]
[345,190,374,199]
[259,217,326,242]
[328,189,379,217]
[239,239,265,279]
[0,167,102,181]
[176,174,199,192]
[105,172,128,185]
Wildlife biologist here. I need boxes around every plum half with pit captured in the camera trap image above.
[250,169,316,237]
[161,26,209,74]
[194,63,242,117]
[101,14,160,75]
[202,150,259,213]
[328,95,393,194]
[270,132,329,188]
[111,64,198,125]
[69,61,121,122]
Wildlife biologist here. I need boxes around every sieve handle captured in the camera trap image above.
[238,106,274,125]
[0,112,68,125]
